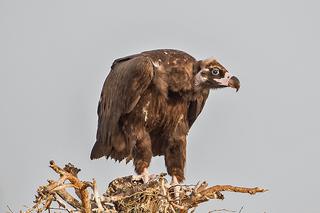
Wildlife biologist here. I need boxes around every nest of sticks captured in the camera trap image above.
[23,161,267,213]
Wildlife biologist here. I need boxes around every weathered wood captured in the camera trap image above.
[23,161,267,213]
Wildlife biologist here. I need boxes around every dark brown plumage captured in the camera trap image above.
[90,49,240,183]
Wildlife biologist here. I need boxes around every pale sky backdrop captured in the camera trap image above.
[1,0,319,212]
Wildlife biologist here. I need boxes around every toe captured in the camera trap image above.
[142,175,149,183]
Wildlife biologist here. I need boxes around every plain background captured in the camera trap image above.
[1,0,319,212]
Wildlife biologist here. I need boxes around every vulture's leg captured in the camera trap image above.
[165,136,186,183]
[165,134,186,200]
[132,167,150,183]
[132,130,153,183]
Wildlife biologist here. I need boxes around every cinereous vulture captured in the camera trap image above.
[90,49,240,184]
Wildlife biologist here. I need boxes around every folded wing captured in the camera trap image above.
[90,55,154,160]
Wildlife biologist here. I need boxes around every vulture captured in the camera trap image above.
[90,49,240,184]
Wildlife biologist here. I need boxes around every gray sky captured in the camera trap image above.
[1,0,319,212]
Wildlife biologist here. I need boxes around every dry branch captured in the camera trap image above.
[23,161,267,213]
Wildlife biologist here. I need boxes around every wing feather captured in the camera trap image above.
[90,55,154,159]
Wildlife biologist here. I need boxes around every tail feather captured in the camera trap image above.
[90,141,108,160]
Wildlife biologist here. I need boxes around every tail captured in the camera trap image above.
[90,128,129,161]
[90,141,107,160]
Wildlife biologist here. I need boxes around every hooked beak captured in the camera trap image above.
[228,76,240,92]
[214,72,240,92]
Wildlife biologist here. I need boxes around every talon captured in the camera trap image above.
[142,175,150,183]
[149,174,157,180]
[132,168,155,183]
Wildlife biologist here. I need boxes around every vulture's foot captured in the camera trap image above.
[131,168,156,183]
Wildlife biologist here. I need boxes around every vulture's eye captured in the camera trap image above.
[211,68,220,76]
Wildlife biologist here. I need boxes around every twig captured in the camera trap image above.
[55,188,82,209]
[49,161,91,213]
[201,185,267,195]
[22,161,267,213]
[239,206,244,213]
[6,205,14,213]
[47,207,71,212]
[209,209,236,212]
[92,178,104,213]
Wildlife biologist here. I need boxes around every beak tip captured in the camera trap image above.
[229,76,240,92]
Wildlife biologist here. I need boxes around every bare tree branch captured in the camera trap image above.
[22,161,267,213]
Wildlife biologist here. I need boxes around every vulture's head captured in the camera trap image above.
[194,58,240,91]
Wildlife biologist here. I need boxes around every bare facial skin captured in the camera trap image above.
[195,59,240,91]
